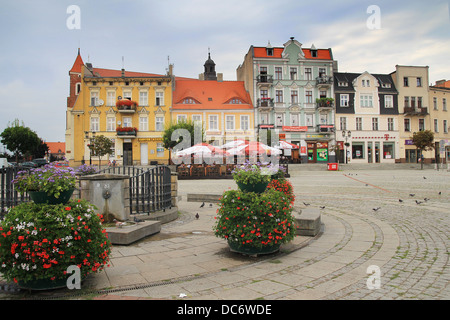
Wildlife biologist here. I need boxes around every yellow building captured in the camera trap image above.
[65,50,174,166]
[429,80,450,164]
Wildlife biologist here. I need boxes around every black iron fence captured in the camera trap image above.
[0,166,30,218]
[98,165,172,215]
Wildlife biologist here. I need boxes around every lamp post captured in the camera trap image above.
[342,130,351,164]
[85,131,96,165]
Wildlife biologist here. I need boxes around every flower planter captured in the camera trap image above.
[18,277,69,291]
[228,241,280,256]
[236,181,268,193]
[29,188,74,205]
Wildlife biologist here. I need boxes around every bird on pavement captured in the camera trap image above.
[372,207,381,212]
[209,203,213,207]
[409,193,415,197]
[134,216,144,224]
[415,200,423,205]
[303,202,310,206]
[320,206,326,209]
[200,202,205,208]
[399,199,403,203]
[113,219,125,228]
[195,213,199,219]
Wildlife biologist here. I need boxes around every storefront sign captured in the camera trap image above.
[282,126,308,132]
[279,133,286,140]
[405,139,414,145]
[258,124,275,129]
[138,138,162,142]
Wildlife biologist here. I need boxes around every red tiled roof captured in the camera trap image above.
[46,142,65,154]
[173,80,253,110]
[92,68,166,78]
[435,80,450,88]
[69,51,84,73]
[253,47,332,60]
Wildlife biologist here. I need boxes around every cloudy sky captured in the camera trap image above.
[0,0,449,148]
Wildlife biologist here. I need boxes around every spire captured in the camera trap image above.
[203,48,217,80]
[69,48,84,73]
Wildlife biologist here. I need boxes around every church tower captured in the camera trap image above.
[67,48,84,108]
[203,50,217,81]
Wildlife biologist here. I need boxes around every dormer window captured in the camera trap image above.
[311,50,318,57]
[338,81,348,87]
[266,48,273,56]
[182,98,197,104]
[381,83,391,88]
[227,98,243,104]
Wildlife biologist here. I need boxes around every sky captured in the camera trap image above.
[0,0,449,150]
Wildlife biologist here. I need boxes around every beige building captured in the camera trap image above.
[390,65,430,163]
[429,80,450,164]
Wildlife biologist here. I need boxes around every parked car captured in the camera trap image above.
[32,158,48,167]
[21,162,38,168]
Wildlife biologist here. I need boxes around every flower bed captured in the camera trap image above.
[0,199,111,286]
[12,164,76,199]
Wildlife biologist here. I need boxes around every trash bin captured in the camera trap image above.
[327,163,338,171]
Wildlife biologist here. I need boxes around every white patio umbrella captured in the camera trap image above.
[175,143,228,157]
[220,139,248,149]
[274,141,300,149]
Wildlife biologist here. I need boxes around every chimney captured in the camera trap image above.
[121,68,125,77]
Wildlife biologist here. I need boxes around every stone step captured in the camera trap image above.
[293,207,322,237]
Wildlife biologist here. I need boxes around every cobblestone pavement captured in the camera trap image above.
[1,166,448,300]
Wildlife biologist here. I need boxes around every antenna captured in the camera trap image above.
[122,56,124,69]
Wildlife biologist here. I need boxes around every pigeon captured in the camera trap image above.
[415,200,423,205]
[423,176,427,179]
[303,202,310,206]
[399,199,403,203]
[209,203,213,207]
[438,191,442,195]
[113,219,125,228]
[200,202,205,208]
[409,193,415,197]
[320,206,326,209]
[195,213,199,219]
[134,216,144,223]
[372,207,381,212]
[424,198,430,202]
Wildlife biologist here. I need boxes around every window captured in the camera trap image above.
[123,90,132,100]
[106,117,116,131]
[340,94,349,107]
[260,89,268,99]
[76,83,81,95]
[419,119,425,131]
[90,117,99,131]
[362,79,370,87]
[177,115,187,123]
[290,114,299,126]
[275,113,284,127]
[403,77,409,87]
[339,117,347,131]
[352,143,364,159]
[123,117,132,128]
[291,90,298,104]
[182,98,196,104]
[385,95,393,108]
[275,67,282,80]
[208,115,218,131]
[388,118,394,131]
[305,91,313,104]
[139,91,148,106]
[107,91,116,106]
[411,97,416,108]
[319,68,326,77]
[443,98,447,111]
[417,77,422,87]
[139,116,148,131]
[434,119,439,133]
[372,118,378,131]
[418,97,422,108]
[290,67,297,80]
[404,96,410,108]
[240,115,249,131]
[260,113,268,125]
[319,90,327,98]
[338,81,348,87]
[360,94,373,107]
[356,117,362,131]
[275,90,283,103]
[306,114,314,127]
[311,50,318,57]
[156,92,164,106]
[156,142,165,157]
[90,91,99,106]
[404,118,411,132]
[228,98,242,104]
[305,68,312,80]
[433,97,438,110]
[444,120,448,133]
[226,115,235,130]
[192,115,202,125]
[383,143,395,159]
[266,48,273,56]
[155,117,164,131]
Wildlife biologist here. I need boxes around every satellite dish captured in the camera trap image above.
[117,121,121,125]
[98,99,104,106]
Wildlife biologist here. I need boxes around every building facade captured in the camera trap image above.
[237,37,338,163]
[334,72,399,164]
[390,65,430,163]
[429,80,450,163]
[65,50,174,167]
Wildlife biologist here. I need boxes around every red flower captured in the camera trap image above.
[65,207,71,211]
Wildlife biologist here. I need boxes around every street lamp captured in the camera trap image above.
[85,131,96,165]
[342,130,351,164]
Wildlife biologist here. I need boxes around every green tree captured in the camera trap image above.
[0,119,42,163]
[412,130,434,169]
[88,135,114,169]
[162,120,204,151]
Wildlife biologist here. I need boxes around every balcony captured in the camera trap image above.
[257,98,274,109]
[316,76,333,87]
[116,100,138,113]
[317,124,335,133]
[256,74,273,87]
[116,127,137,138]
[404,106,428,115]
[316,98,335,109]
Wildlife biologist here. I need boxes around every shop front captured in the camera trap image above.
[349,133,398,163]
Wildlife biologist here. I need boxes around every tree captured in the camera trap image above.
[88,135,114,169]
[0,119,42,163]
[162,120,204,151]
[412,130,434,169]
